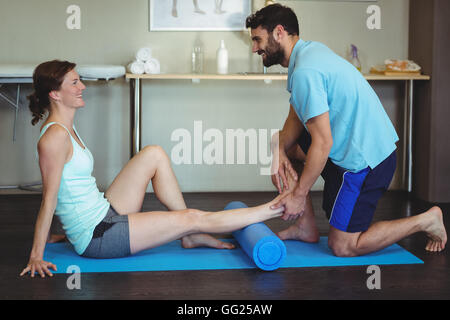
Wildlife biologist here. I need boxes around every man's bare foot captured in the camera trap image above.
[277,223,319,243]
[181,234,235,249]
[276,192,319,243]
[422,206,447,252]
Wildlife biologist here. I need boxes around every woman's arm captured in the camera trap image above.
[20,125,71,278]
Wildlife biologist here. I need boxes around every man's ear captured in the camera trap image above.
[273,24,284,41]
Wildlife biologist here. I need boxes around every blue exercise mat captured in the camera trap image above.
[43,237,422,274]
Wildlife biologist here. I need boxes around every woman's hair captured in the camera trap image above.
[245,4,299,36]
[28,60,76,125]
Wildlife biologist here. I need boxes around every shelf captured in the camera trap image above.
[364,74,430,80]
[126,73,430,81]
[126,73,288,80]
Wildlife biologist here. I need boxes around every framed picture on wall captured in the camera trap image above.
[149,0,252,31]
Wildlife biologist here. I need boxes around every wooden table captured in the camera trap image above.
[126,73,430,192]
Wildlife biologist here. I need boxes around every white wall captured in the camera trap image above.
[0,0,409,192]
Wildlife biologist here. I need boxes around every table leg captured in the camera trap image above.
[405,79,414,193]
[130,78,142,158]
[13,84,20,142]
[0,83,20,142]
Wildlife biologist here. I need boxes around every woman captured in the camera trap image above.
[20,60,284,278]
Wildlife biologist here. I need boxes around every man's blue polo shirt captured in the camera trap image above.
[287,39,399,172]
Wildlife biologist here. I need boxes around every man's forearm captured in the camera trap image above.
[294,141,331,197]
[278,130,298,152]
[277,105,304,152]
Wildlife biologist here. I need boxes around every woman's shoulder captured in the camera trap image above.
[38,123,71,155]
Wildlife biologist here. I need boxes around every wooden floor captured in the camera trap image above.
[1,191,449,300]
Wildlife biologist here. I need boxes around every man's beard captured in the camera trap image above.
[260,35,284,67]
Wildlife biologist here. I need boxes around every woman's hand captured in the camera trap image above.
[20,259,57,278]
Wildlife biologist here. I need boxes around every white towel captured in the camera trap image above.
[144,58,160,74]
[136,47,152,63]
[127,61,145,75]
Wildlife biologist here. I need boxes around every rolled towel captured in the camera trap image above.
[127,61,145,75]
[224,201,287,271]
[136,47,152,63]
[144,58,161,74]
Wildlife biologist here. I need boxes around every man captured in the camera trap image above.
[246,4,446,256]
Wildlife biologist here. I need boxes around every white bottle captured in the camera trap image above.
[216,40,228,74]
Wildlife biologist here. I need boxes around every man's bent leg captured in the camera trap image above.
[328,206,446,257]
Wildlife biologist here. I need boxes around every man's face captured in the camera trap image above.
[251,26,284,67]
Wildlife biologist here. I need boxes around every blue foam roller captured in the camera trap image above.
[224,201,287,271]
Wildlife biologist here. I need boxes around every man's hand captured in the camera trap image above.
[270,189,306,221]
[271,133,298,194]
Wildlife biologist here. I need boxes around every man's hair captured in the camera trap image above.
[245,4,299,36]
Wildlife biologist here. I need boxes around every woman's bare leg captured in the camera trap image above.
[105,145,234,249]
[105,145,182,214]
[128,199,285,254]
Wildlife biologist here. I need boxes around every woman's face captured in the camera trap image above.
[55,69,86,108]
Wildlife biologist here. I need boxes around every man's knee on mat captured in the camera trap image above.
[328,229,361,257]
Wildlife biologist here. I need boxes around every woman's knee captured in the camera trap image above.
[141,145,169,161]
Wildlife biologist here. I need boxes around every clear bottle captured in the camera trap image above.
[192,46,203,74]
[216,40,228,74]
[350,44,362,72]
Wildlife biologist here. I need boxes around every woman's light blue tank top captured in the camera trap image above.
[38,122,109,255]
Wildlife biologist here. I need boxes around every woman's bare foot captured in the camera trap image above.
[181,234,235,249]
[422,206,447,252]
[47,234,66,243]
[267,195,286,217]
